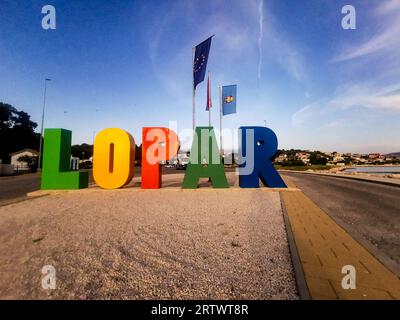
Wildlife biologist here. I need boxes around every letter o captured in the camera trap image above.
[93,128,135,189]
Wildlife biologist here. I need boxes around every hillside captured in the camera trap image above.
[386,152,400,157]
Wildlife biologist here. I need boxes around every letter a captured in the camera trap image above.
[41,5,56,30]
[341,5,356,30]
[341,265,356,289]
[182,127,228,188]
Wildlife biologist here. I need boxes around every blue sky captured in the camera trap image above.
[1,0,399,153]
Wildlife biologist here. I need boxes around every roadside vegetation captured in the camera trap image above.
[275,164,333,171]
[0,102,39,164]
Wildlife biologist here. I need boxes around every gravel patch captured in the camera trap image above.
[0,183,298,299]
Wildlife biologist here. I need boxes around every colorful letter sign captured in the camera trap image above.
[182,127,228,188]
[41,129,89,190]
[93,128,135,189]
[40,126,287,190]
[238,126,286,188]
[142,127,180,189]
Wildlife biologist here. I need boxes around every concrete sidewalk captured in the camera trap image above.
[281,177,400,300]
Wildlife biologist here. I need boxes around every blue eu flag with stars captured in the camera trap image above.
[193,37,212,89]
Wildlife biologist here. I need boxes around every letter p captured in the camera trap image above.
[142,127,180,189]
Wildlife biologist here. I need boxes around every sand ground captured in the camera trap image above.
[0,173,298,299]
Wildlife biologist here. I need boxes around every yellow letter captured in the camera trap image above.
[93,128,135,189]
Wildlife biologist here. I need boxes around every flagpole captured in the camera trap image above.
[208,71,211,127]
[192,46,196,133]
[219,83,223,156]
[38,78,51,170]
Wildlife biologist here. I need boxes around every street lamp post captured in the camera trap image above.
[38,78,51,170]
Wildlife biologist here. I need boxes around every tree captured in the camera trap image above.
[71,143,142,162]
[135,144,142,162]
[0,102,39,163]
[309,152,328,165]
[71,144,93,160]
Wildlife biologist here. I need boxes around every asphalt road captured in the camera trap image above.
[281,172,400,272]
[0,173,41,205]
[0,166,238,205]
[0,167,185,205]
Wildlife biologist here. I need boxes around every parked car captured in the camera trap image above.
[80,160,93,169]
[175,157,189,170]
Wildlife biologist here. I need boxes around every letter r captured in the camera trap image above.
[238,126,286,188]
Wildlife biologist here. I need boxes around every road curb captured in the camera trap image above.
[0,194,49,208]
[280,193,311,300]
[279,170,400,188]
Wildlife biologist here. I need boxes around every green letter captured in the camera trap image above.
[41,129,88,190]
[182,127,228,189]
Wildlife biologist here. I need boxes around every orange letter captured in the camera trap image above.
[93,128,135,189]
[142,127,179,189]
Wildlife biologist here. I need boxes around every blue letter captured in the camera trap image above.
[239,126,286,188]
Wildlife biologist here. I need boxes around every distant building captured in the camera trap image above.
[295,152,310,164]
[368,153,380,160]
[275,154,288,163]
[352,155,367,164]
[332,155,344,163]
[222,152,235,165]
[170,151,190,167]
[9,149,39,170]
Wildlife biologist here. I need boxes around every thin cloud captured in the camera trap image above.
[251,0,307,81]
[292,83,400,126]
[321,120,346,129]
[257,0,264,80]
[262,9,307,81]
[333,1,400,62]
